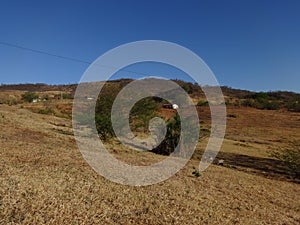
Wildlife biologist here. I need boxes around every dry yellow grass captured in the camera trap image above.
[0,104,300,224]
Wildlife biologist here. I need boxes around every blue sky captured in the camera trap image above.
[0,0,299,92]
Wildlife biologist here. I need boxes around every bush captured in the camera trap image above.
[192,170,201,177]
[62,93,73,99]
[53,93,73,99]
[271,144,300,178]
[251,92,269,100]
[151,113,181,155]
[130,98,158,132]
[5,99,18,105]
[241,98,280,110]
[22,92,39,102]
[227,114,237,118]
[95,87,117,141]
[37,108,54,115]
[197,100,208,106]
[286,100,300,112]
[95,114,114,141]
[182,83,193,94]
[94,83,159,141]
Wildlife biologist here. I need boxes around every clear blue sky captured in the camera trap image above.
[0,0,299,92]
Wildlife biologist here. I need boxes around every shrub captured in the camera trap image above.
[94,83,159,141]
[62,93,73,99]
[22,92,39,102]
[271,144,300,178]
[241,98,256,108]
[37,108,54,115]
[151,113,181,155]
[192,170,201,177]
[95,114,114,141]
[43,94,49,100]
[197,100,208,106]
[252,92,269,100]
[262,100,280,110]
[241,98,280,110]
[227,114,237,118]
[53,93,73,99]
[6,99,18,105]
[191,166,201,177]
[182,83,193,94]
[95,87,117,141]
[130,98,158,132]
[286,100,300,112]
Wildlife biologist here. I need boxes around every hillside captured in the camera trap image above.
[1,80,299,111]
[0,80,300,224]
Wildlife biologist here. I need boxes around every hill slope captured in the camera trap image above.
[0,87,300,224]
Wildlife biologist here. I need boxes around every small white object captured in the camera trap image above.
[172,104,179,109]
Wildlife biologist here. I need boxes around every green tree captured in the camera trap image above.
[152,113,181,155]
[95,93,115,141]
[95,114,114,141]
[130,97,158,132]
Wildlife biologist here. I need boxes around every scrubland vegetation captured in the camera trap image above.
[0,80,299,224]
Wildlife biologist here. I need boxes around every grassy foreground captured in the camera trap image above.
[0,103,299,224]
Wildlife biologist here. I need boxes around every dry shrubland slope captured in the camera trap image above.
[0,82,300,224]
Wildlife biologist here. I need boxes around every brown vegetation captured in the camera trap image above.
[0,81,299,224]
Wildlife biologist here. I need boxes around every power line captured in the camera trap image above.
[0,41,152,77]
[0,41,91,65]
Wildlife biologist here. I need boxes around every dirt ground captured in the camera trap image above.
[0,104,300,224]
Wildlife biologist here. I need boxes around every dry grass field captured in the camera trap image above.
[0,89,300,224]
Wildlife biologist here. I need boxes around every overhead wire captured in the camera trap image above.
[0,41,152,77]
